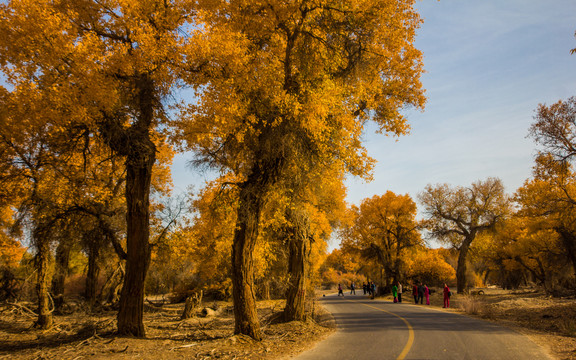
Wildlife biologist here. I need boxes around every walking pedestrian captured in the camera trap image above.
[417,283,425,304]
[398,282,403,303]
[392,283,398,303]
[350,282,356,295]
[371,282,376,298]
[412,283,418,304]
[363,283,367,295]
[425,284,430,305]
[443,283,451,308]
[338,283,344,297]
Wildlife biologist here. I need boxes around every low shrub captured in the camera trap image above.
[558,316,576,337]
[457,295,485,315]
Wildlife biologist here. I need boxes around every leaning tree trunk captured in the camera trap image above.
[232,179,265,341]
[35,235,53,329]
[456,236,474,294]
[283,229,310,322]
[116,144,155,337]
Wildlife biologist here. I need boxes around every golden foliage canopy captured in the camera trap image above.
[178,0,426,180]
[341,191,422,283]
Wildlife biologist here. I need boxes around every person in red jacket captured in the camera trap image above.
[443,283,451,308]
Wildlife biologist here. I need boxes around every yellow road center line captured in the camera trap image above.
[346,299,415,360]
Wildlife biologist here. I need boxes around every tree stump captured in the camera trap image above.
[181,290,203,320]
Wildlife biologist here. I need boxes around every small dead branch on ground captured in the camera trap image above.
[5,301,38,318]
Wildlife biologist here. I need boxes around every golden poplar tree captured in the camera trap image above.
[0,82,79,328]
[419,178,510,294]
[515,155,576,278]
[341,191,422,289]
[275,163,347,321]
[0,0,194,336]
[527,98,576,274]
[179,0,426,339]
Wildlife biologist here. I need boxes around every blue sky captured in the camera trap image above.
[345,0,576,207]
[171,0,576,217]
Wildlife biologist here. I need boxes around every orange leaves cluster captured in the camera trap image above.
[339,191,422,285]
[0,207,24,269]
[342,191,421,253]
[404,248,456,286]
[320,248,366,288]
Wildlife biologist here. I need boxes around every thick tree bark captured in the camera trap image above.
[456,236,474,294]
[51,239,71,311]
[231,147,283,340]
[557,227,576,277]
[116,148,155,337]
[35,236,53,329]
[392,244,403,286]
[232,180,264,341]
[85,237,100,304]
[284,231,309,322]
[109,74,157,337]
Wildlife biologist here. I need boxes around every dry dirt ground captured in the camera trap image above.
[0,298,335,360]
[1,289,575,359]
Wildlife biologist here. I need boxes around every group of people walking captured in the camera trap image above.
[363,282,376,296]
[411,282,432,305]
[339,281,452,308]
[337,282,377,297]
[390,282,451,308]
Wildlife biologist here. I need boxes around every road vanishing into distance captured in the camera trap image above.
[294,294,552,360]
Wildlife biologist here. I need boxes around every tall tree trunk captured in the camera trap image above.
[115,74,156,337]
[116,147,155,337]
[456,236,474,294]
[35,236,53,329]
[557,227,576,277]
[51,238,71,311]
[231,150,283,340]
[392,244,403,286]
[85,236,100,305]
[232,180,264,341]
[284,229,309,322]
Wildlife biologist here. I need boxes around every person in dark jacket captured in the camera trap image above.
[417,283,425,304]
[412,283,418,304]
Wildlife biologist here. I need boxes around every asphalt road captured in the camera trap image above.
[294,294,552,360]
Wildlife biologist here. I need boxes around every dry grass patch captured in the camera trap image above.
[456,295,486,316]
[442,289,576,360]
